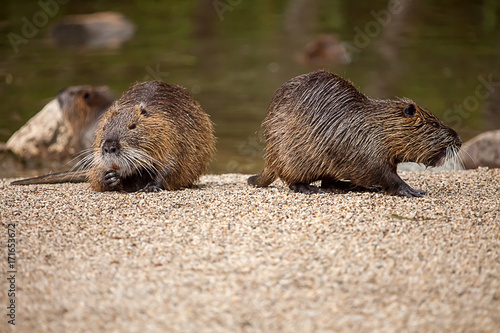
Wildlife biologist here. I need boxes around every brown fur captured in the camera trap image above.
[85,81,215,192]
[248,70,462,197]
[12,81,216,193]
[58,85,115,151]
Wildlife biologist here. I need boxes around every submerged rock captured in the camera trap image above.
[49,12,135,49]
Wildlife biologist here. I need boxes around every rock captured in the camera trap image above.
[0,143,25,178]
[460,130,500,169]
[49,12,135,49]
[6,99,69,161]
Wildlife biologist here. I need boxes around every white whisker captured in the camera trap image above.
[71,148,98,172]
[119,147,162,179]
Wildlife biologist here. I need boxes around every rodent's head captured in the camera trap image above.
[383,99,462,167]
[92,97,173,178]
[57,85,115,131]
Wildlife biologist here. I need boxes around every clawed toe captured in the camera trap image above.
[103,170,120,187]
[397,186,425,198]
[137,183,163,193]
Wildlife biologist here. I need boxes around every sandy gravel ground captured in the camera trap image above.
[1,169,499,333]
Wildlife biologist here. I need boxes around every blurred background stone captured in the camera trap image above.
[460,129,500,169]
[49,12,135,49]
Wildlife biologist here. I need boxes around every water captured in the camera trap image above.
[1,0,499,177]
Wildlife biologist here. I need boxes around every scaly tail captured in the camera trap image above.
[10,170,89,185]
[247,166,277,187]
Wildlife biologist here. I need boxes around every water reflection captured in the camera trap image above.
[0,0,498,177]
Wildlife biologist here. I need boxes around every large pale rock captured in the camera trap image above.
[6,99,72,161]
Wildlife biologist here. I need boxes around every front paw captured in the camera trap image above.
[103,170,121,187]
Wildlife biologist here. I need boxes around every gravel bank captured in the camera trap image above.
[1,169,499,332]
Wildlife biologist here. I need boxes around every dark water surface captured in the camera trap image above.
[1,0,499,176]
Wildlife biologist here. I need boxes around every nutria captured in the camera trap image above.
[12,81,216,193]
[248,70,462,197]
[58,85,115,151]
[5,85,114,164]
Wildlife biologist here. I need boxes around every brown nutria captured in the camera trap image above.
[5,85,114,165]
[12,81,216,193]
[58,85,115,151]
[248,70,462,197]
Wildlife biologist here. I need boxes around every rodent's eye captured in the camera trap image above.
[83,92,91,101]
[431,121,439,128]
[403,104,416,118]
[129,123,136,130]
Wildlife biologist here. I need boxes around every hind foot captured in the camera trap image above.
[289,183,320,194]
[137,183,164,193]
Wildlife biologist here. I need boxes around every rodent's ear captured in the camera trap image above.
[136,103,148,116]
[403,104,416,118]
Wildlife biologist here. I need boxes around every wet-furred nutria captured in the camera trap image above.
[58,85,115,151]
[5,85,114,164]
[12,81,216,193]
[248,70,462,197]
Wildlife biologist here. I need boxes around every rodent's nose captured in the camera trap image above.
[102,139,120,155]
[454,135,462,148]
